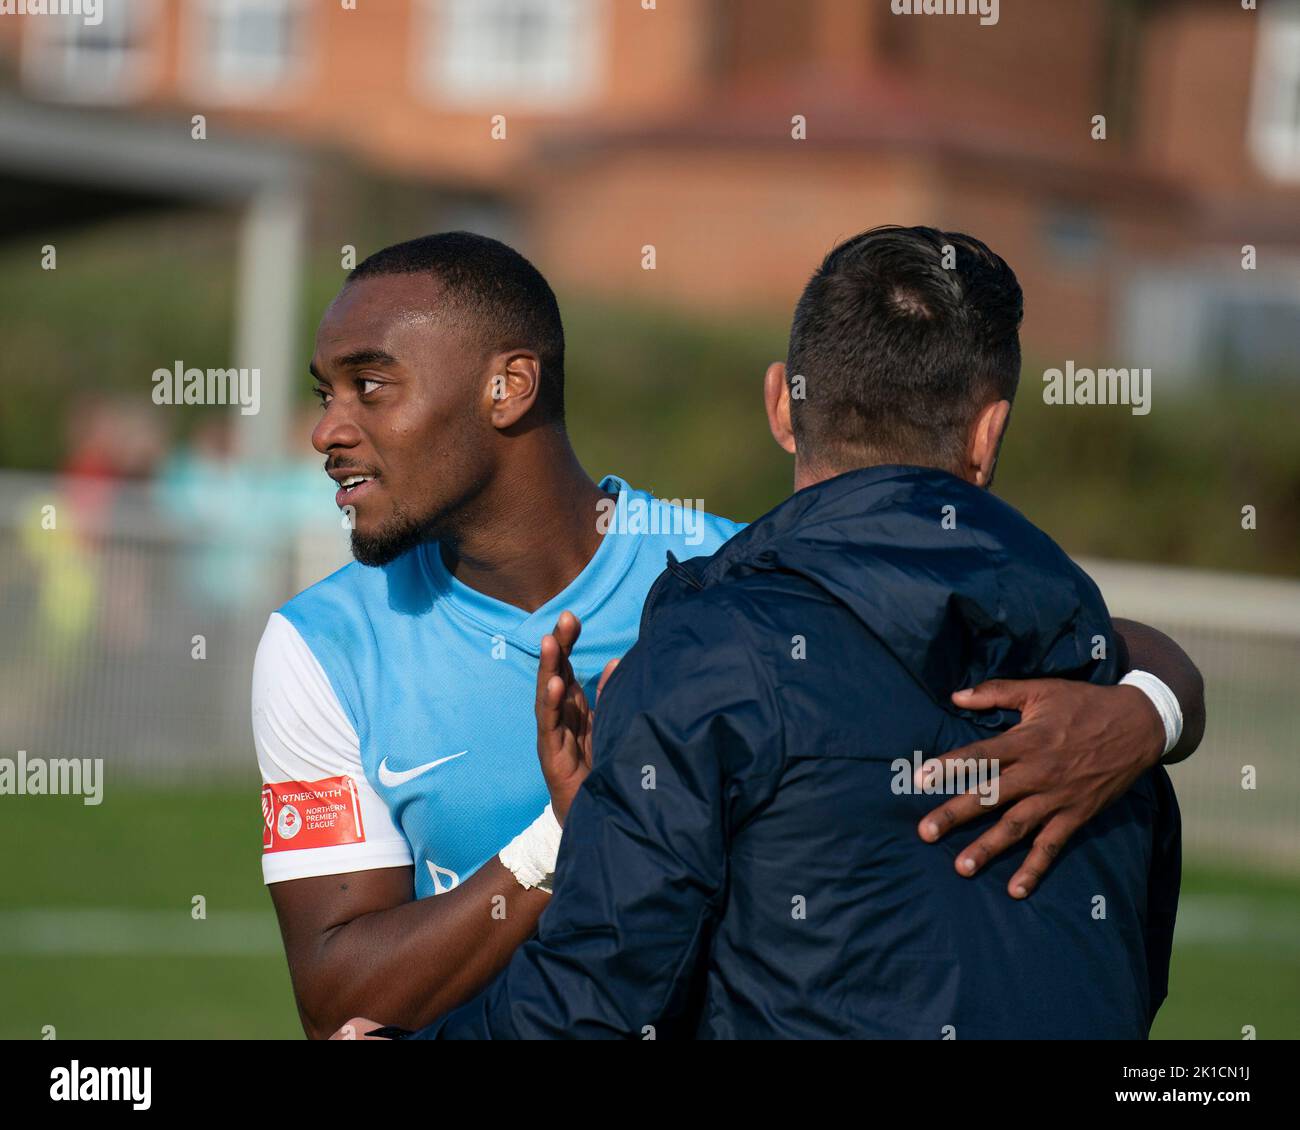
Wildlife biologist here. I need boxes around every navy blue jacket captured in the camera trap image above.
[413,466,1181,1039]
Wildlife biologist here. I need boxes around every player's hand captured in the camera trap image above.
[917,678,1164,899]
[535,611,619,826]
[329,1017,392,1040]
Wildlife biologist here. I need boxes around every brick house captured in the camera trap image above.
[2,0,1298,375]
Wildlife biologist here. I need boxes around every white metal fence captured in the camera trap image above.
[1077,558,1300,874]
[1,472,1296,871]
[0,470,349,785]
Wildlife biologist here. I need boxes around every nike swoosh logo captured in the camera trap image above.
[377,751,467,788]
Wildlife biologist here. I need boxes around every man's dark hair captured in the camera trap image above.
[786,225,1023,473]
[350,231,566,424]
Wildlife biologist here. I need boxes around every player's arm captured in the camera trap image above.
[915,617,1205,896]
[255,613,552,1039]
[268,859,549,1040]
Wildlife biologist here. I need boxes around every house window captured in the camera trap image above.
[1210,293,1300,381]
[189,0,307,102]
[420,0,601,108]
[1249,2,1300,180]
[22,0,160,104]
[1119,260,1300,381]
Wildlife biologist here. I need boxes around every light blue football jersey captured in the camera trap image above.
[277,476,744,899]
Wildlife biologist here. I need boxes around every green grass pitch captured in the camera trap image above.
[1,788,1295,1039]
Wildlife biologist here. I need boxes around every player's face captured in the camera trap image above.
[310,275,493,566]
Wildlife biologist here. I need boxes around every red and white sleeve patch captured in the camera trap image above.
[262,776,366,853]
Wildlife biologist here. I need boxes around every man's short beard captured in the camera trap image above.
[350,503,438,567]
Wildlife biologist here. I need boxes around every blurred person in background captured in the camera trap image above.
[22,398,164,661]
[157,409,337,610]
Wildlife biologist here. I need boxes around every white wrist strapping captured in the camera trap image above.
[1120,670,1183,757]
[498,804,563,893]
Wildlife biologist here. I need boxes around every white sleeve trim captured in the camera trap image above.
[253,612,413,884]
[262,842,416,885]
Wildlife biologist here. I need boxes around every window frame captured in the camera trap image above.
[415,0,603,111]
[1248,1,1300,181]
[183,0,311,105]
[21,0,162,105]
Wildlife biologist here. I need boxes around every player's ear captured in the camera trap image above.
[764,362,796,455]
[485,352,541,430]
[966,398,1011,487]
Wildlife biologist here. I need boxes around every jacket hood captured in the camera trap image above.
[654,465,1112,704]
